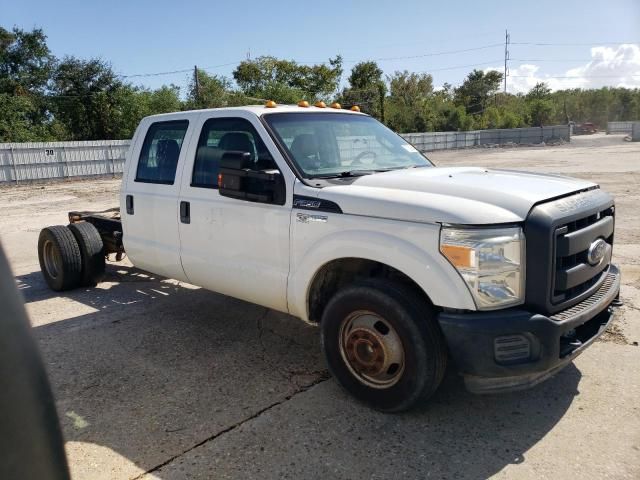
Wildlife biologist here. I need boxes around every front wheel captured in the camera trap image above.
[321,280,447,412]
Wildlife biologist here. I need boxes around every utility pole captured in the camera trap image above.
[504,29,510,93]
[194,65,200,103]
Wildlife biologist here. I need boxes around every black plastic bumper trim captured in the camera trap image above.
[437,264,620,393]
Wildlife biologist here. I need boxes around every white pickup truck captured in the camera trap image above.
[37,103,620,411]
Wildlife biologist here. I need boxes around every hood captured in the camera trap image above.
[316,167,596,224]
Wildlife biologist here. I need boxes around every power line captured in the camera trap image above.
[420,60,504,73]
[510,74,640,78]
[347,42,504,63]
[122,61,241,79]
[257,43,505,66]
[112,39,640,80]
[122,67,192,79]
[511,41,639,46]
[510,58,593,62]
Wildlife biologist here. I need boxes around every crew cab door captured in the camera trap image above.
[178,112,293,312]
[121,116,194,281]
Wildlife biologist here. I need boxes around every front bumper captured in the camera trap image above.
[438,264,621,394]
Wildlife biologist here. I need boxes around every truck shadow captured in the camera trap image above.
[21,263,581,479]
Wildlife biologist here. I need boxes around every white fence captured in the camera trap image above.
[0,140,129,183]
[0,125,571,183]
[401,125,570,152]
[606,121,636,134]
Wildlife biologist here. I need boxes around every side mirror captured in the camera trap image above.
[218,151,284,204]
[220,151,253,170]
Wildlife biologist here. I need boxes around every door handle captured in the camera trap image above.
[126,195,134,215]
[180,201,190,224]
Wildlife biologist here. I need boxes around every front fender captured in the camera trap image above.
[287,217,476,321]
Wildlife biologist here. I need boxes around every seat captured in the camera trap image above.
[290,133,320,170]
[155,139,180,182]
[219,132,255,161]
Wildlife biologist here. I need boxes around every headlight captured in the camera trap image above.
[440,226,525,310]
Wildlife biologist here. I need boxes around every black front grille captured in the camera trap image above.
[552,206,614,304]
[524,188,615,316]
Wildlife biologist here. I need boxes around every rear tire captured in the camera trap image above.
[38,226,82,291]
[321,279,447,412]
[67,222,105,287]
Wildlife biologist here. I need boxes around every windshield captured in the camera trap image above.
[263,112,432,178]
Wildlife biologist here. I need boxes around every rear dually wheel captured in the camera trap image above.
[38,226,82,291]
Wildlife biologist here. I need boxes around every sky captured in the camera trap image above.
[2,0,639,95]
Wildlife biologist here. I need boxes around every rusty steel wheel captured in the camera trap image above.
[339,311,405,388]
[321,279,447,412]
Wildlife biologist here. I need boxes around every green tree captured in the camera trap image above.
[147,84,182,113]
[0,93,65,142]
[49,57,126,140]
[338,61,386,119]
[0,26,55,94]
[479,106,501,129]
[233,55,342,102]
[526,82,554,126]
[499,110,524,129]
[454,69,503,116]
[384,71,433,132]
[103,84,184,139]
[0,26,58,141]
[443,104,475,131]
[185,69,233,109]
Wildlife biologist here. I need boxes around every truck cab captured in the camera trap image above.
[39,103,620,411]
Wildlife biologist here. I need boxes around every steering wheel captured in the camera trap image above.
[351,150,377,166]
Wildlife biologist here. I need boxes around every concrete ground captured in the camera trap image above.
[1,133,638,479]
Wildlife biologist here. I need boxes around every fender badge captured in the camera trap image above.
[296,213,327,224]
[293,199,322,209]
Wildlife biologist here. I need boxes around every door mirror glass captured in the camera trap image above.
[220,151,253,170]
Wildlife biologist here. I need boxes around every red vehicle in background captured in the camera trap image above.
[573,122,598,135]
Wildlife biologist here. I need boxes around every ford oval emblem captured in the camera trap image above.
[587,238,607,266]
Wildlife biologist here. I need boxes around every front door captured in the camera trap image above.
[178,112,292,312]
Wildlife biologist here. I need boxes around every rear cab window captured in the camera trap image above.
[136,120,189,184]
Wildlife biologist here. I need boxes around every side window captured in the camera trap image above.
[135,120,189,184]
[192,117,275,189]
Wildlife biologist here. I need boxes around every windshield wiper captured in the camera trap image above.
[368,165,428,173]
[312,164,429,179]
[312,170,377,179]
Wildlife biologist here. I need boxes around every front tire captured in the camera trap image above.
[321,280,447,412]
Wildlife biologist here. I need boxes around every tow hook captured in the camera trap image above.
[560,329,583,357]
[611,297,623,308]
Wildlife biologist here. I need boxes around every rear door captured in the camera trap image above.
[121,116,194,281]
[178,111,293,312]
